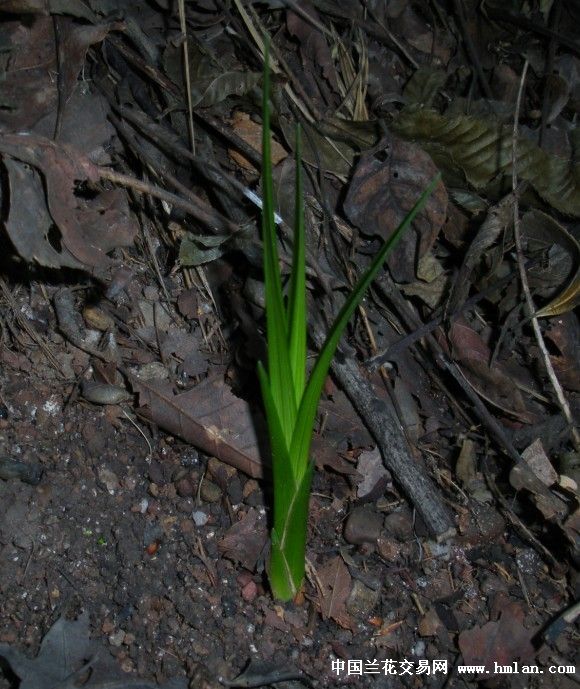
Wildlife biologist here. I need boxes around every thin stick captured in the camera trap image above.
[511,60,580,452]
[177,0,196,155]
[97,166,240,234]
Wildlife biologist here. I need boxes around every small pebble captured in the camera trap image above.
[98,467,120,493]
[0,457,43,485]
[243,479,259,499]
[227,476,243,504]
[148,461,165,485]
[208,456,236,482]
[200,479,221,503]
[175,477,195,497]
[120,658,135,673]
[192,510,209,527]
[180,518,195,534]
[344,506,383,545]
[83,305,114,331]
[122,476,137,491]
[109,630,125,647]
[241,580,258,602]
[418,608,442,637]
[180,450,199,467]
[102,619,115,634]
[346,580,380,618]
[377,537,401,562]
[383,508,414,541]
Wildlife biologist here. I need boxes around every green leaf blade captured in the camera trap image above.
[257,362,290,467]
[259,359,308,602]
[261,40,296,443]
[287,124,307,407]
[290,175,441,470]
[268,461,314,601]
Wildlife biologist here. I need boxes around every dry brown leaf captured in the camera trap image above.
[315,556,353,630]
[287,3,339,94]
[132,374,265,479]
[445,319,533,421]
[218,508,268,570]
[344,134,447,282]
[228,111,287,174]
[543,314,580,392]
[458,601,538,677]
[521,439,558,487]
[509,464,568,521]
[535,277,580,318]
[0,134,137,273]
[523,209,580,317]
[0,16,119,131]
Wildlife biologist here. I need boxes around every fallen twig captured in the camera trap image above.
[510,61,580,452]
[310,316,456,541]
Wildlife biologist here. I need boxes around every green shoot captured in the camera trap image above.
[258,43,440,601]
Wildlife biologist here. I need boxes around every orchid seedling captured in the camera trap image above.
[257,44,440,601]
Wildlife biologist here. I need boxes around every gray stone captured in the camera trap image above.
[344,505,383,545]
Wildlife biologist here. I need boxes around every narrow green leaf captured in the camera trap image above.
[287,124,307,407]
[257,362,290,470]
[262,365,309,604]
[261,40,296,443]
[290,175,441,472]
[268,461,314,601]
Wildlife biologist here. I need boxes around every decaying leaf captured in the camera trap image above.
[132,374,266,479]
[3,158,84,270]
[536,277,580,318]
[163,42,260,108]
[190,71,261,108]
[0,0,96,20]
[391,108,580,217]
[509,463,568,521]
[0,612,186,689]
[356,447,390,499]
[446,192,515,315]
[456,437,478,487]
[521,439,558,487]
[445,319,532,421]
[0,16,118,130]
[521,210,580,318]
[561,507,580,558]
[542,314,580,392]
[314,556,353,629]
[0,134,137,273]
[287,4,339,94]
[179,233,232,267]
[458,601,538,677]
[228,111,287,173]
[542,73,571,125]
[401,252,449,308]
[344,134,447,281]
[279,117,356,177]
[218,508,268,570]
[0,613,99,689]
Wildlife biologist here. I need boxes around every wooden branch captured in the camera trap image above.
[310,318,456,542]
